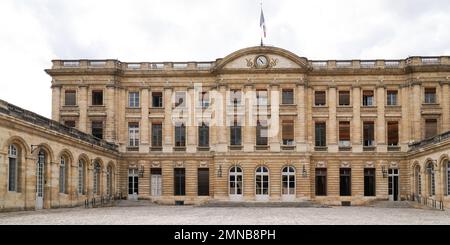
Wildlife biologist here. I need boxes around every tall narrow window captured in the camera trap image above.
[387,121,399,146]
[362,90,374,106]
[230,90,242,106]
[152,123,163,147]
[340,168,351,196]
[128,91,140,108]
[256,90,268,106]
[174,168,186,196]
[315,122,326,147]
[128,122,140,147]
[152,92,163,108]
[229,166,243,196]
[93,162,101,195]
[364,168,376,196]
[175,123,186,147]
[447,161,450,195]
[198,123,209,147]
[363,122,375,147]
[256,120,268,146]
[59,156,66,193]
[315,168,327,196]
[282,120,294,145]
[415,166,421,196]
[8,145,18,192]
[78,159,85,195]
[91,121,103,139]
[255,166,269,196]
[197,168,209,196]
[427,163,435,196]
[64,90,76,106]
[199,92,210,108]
[282,166,295,195]
[106,166,112,196]
[425,119,437,139]
[92,90,103,106]
[339,91,350,106]
[387,90,398,106]
[230,121,242,146]
[424,88,436,104]
[315,91,326,106]
[339,121,351,147]
[282,89,294,105]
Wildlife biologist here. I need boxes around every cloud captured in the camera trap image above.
[0,0,449,117]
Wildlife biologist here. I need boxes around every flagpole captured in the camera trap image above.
[260,1,264,46]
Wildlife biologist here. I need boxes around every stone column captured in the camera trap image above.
[163,87,173,153]
[412,82,422,141]
[295,83,307,152]
[187,87,197,153]
[25,155,37,210]
[352,85,362,152]
[376,85,386,152]
[269,84,280,152]
[400,85,410,150]
[140,88,150,153]
[51,85,61,122]
[118,87,126,151]
[243,84,254,152]
[328,86,337,152]
[441,82,450,133]
[0,152,7,208]
[214,85,228,152]
[105,85,116,142]
[78,86,88,133]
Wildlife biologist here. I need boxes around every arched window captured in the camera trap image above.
[78,159,85,195]
[106,166,112,196]
[229,166,243,196]
[427,162,435,196]
[415,165,421,196]
[8,145,18,192]
[282,166,295,195]
[93,162,101,195]
[59,156,66,193]
[255,166,269,196]
[447,161,450,196]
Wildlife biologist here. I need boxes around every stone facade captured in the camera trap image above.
[1,46,450,211]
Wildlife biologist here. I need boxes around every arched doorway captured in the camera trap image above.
[36,150,45,209]
[255,166,269,201]
[282,166,295,200]
[229,166,243,200]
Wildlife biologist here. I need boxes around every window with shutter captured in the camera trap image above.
[363,90,374,106]
[425,119,437,138]
[339,122,351,147]
[339,91,350,106]
[282,120,294,145]
[315,91,326,106]
[387,121,399,146]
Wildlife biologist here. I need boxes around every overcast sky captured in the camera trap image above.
[1,0,449,118]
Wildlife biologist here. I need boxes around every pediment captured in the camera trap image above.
[213,46,310,72]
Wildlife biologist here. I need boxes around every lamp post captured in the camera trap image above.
[381,165,388,178]
[302,164,308,177]
[138,164,144,177]
[217,165,222,178]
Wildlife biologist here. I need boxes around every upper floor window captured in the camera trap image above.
[315,122,326,147]
[387,121,399,146]
[129,92,140,108]
[425,119,437,139]
[338,91,350,106]
[339,121,351,147]
[230,90,242,106]
[92,90,103,106]
[230,121,242,146]
[363,121,375,147]
[152,92,163,108]
[424,88,436,104]
[362,90,374,106]
[199,92,210,108]
[198,123,209,147]
[91,121,103,139]
[282,120,294,145]
[64,90,76,106]
[175,123,186,147]
[256,120,268,146]
[282,89,294,105]
[387,90,398,106]
[175,92,186,108]
[314,91,326,106]
[152,123,163,147]
[256,90,268,106]
[128,122,139,147]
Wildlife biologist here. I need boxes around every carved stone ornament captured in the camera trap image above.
[389,161,399,169]
[365,161,375,168]
[315,161,327,168]
[341,161,351,168]
[151,161,161,168]
[246,55,279,69]
[199,161,208,168]
[174,161,184,168]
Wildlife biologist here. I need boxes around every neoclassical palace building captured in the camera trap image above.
[1,46,450,211]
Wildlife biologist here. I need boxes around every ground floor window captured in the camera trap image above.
[282,166,295,195]
[174,168,185,196]
[364,168,375,196]
[340,168,351,196]
[151,168,162,196]
[255,166,269,195]
[315,168,327,196]
[197,168,209,196]
[128,168,138,195]
[229,166,243,195]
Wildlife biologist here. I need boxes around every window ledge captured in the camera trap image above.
[127,146,139,152]
[422,103,439,106]
[197,146,210,151]
[363,146,376,151]
[388,146,401,151]
[229,145,243,150]
[337,105,352,108]
[280,104,297,106]
[255,145,269,151]
[339,146,352,151]
[173,146,186,152]
[281,145,296,151]
[314,146,328,151]
[62,105,79,108]
[150,146,162,151]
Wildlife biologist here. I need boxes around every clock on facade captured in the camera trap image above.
[255,55,269,68]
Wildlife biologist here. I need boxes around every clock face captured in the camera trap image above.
[255,55,269,68]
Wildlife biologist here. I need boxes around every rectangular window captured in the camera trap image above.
[256,120,268,145]
[282,120,294,145]
[152,92,163,108]
[362,90,374,106]
[128,92,140,108]
[364,168,376,196]
[198,123,209,147]
[175,123,186,147]
[174,168,186,196]
[197,168,209,196]
[175,92,186,108]
[128,122,139,147]
[315,122,326,147]
[91,121,103,139]
[425,119,438,138]
[64,90,76,106]
[230,90,242,106]
[230,122,242,146]
[363,121,375,146]
[315,168,327,196]
[92,90,103,106]
[256,90,268,106]
[64,120,76,128]
[315,91,326,106]
[387,121,399,146]
[152,123,162,147]
[424,88,436,104]
[282,89,294,105]
[339,91,350,106]
[340,168,351,196]
[199,91,210,108]
[387,90,398,106]
[339,121,351,147]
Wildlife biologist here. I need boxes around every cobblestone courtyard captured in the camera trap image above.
[0,204,449,225]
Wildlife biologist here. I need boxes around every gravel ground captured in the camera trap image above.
[0,205,449,225]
